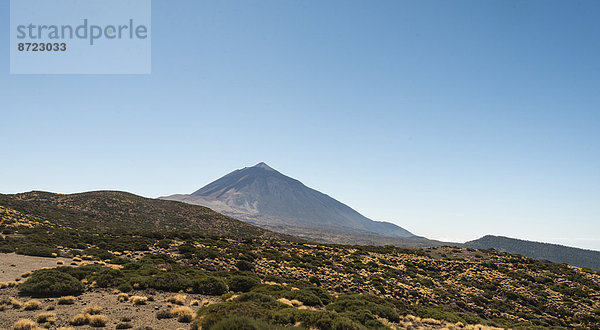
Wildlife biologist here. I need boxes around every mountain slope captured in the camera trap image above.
[162,163,415,243]
[465,235,600,271]
[0,190,286,239]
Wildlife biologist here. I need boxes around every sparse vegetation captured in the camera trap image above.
[12,319,40,330]
[58,296,76,305]
[19,269,83,297]
[130,296,148,305]
[82,305,103,315]
[2,191,600,329]
[34,312,56,324]
[171,306,194,323]
[167,294,187,305]
[88,314,108,327]
[69,314,88,326]
[22,299,42,311]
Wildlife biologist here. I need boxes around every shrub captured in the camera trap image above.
[171,306,194,323]
[290,290,322,307]
[210,316,274,330]
[58,296,76,305]
[12,319,39,330]
[19,270,83,297]
[16,244,58,258]
[157,239,172,249]
[130,296,148,305]
[118,282,133,293]
[115,322,132,329]
[228,276,259,293]
[193,276,228,295]
[327,294,399,326]
[23,299,42,310]
[70,314,89,326]
[235,260,254,272]
[156,310,173,319]
[35,312,56,324]
[166,294,187,305]
[9,297,23,308]
[82,305,103,315]
[88,315,108,327]
[147,273,192,292]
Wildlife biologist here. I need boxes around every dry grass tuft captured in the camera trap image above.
[171,306,194,323]
[82,305,103,315]
[58,296,76,305]
[88,314,108,327]
[190,299,200,306]
[117,293,129,302]
[69,314,89,326]
[20,271,32,278]
[9,297,23,308]
[57,327,76,330]
[130,295,148,305]
[35,312,56,324]
[12,319,41,330]
[277,298,293,306]
[166,294,187,305]
[23,299,42,311]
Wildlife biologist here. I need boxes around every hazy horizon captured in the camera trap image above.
[2,1,599,250]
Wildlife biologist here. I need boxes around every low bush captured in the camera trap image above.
[235,260,254,272]
[35,312,56,324]
[70,314,89,326]
[147,273,192,292]
[12,319,39,330]
[156,310,173,319]
[58,296,76,305]
[210,316,275,330]
[228,276,260,293]
[19,270,83,297]
[193,276,228,295]
[23,299,42,310]
[88,315,108,327]
[166,294,187,305]
[130,296,148,305]
[15,244,58,258]
[171,306,194,323]
[82,305,103,315]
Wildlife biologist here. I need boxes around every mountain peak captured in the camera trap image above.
[253,162,276,171]
[171,163,415,240]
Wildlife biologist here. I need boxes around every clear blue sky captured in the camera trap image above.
[1,1,599,250]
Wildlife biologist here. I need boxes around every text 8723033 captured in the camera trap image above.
[18,43,67,52]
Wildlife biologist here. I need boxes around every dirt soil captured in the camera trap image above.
[0,253,220,330]
[0,253,72,282]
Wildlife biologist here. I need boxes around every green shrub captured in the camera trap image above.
[147,273,192,292]
[83,248,114,260]
[15,244,58,257]
[210,316,274,330]
[157,239,172,249]
[327,294,399,326]
[235,260,254,272]
[193,276,228,295]
[118,282,133,293]
[19,269,84,297]
[228,276,260,293]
